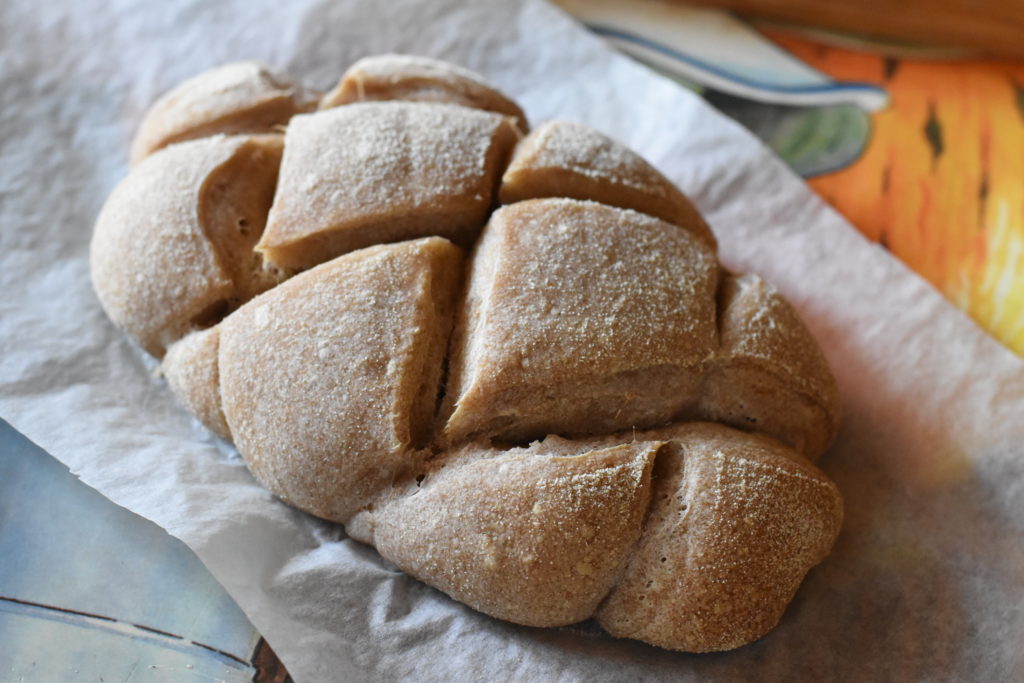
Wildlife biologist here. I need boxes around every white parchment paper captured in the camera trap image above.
[2,1,1022,680]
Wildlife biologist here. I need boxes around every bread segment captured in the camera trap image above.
[500,121,715,248]
[91,134,285,357]
[130,61,316,164]
[321,54,528,132]
[257,102,520,270]
[162,327,230,440]
[443,198,718,445]
[218,237,464,523]
[359,441,660,627]
[588,423,843,652]
[698,273,840,460]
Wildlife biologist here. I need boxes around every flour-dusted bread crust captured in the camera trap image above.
[443,198,718,444]
[346,421,841,648]
[91,134,285,356]
[93,55,846,655]
[354,441,661,627]
[500,120,716,248]
[320,54,528,132]
[591,423,843,652]
[698,273,840,460]
[218,237,463,523]
[162,327,230,440]
[257,102,520,270]
[130,61,316,165]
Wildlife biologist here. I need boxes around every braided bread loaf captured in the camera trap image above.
[91,55,843,653]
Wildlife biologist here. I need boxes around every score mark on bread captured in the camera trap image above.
[92,55,844,653]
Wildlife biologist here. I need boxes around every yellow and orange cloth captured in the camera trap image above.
[769,30,1024,355]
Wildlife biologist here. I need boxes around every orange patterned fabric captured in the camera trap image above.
[764,28,1024,355]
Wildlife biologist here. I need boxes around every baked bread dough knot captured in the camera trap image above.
[91,55,844,653]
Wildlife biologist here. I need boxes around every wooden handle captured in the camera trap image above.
[682,0,1024,59]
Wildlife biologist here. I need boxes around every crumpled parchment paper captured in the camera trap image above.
[1,0,1022,680]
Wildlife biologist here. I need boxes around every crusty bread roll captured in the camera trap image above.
[257,102,520,270]
[218,237,463,523]
[347,422,841,650]
[500,120,716,248]
[320,54,528,132]
[698,272,841,459]
[92,57,844,654]
[350,440,661,627]
[587,423,842,652]
[130,61,317,165]
[91,134,286,356]
[161,326,230,440]
[442,198,718,445]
